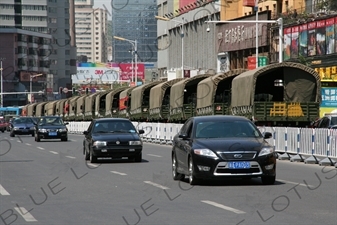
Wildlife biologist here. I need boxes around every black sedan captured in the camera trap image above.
[172,115,277,185]
[9,117,35,137]
[83,118,144,163]
[34,116,69,142]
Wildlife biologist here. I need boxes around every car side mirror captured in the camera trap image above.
[83,131,88,135]
[264,132,272,139]
[138,129,145,134]
[178,134,189,140]
[64,122,69,125]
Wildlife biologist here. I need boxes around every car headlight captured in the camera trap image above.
[39,129,47,133]
[129,140,142,145]
[193,149,218,159]
[258,147,274,157]
[14,127,19,130]
[30,127,35,130]
[58,128,67,132]
[93,141,107,147]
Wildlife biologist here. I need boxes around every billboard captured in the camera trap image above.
[320,87,337,117]
[218,11,270,52]
[119,63,145,81]
[74,62,145,84]
[284,16,337,59]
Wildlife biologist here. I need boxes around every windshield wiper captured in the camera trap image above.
[95,131,109,133]
[111,130,132,133]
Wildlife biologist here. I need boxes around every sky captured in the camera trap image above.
[93,0,113,19]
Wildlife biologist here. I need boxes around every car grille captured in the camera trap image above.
[218,151,257,160]
[107,141,129,146]
[213,161,262,176]
[47,129,57,132]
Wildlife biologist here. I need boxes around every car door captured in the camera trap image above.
[84,121,94,153]
[180,120,194,170]
[175,119,193,171]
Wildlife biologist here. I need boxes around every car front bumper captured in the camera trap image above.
[13,129,34,135]
[191,153,277,179]
[37,131,68,139]
[92,145,142,158]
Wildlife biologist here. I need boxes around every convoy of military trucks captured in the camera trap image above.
[21,62,321,127]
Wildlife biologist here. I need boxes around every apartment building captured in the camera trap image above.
[75,0,108,63]
[0,0,76,100]
[0,28,52,106]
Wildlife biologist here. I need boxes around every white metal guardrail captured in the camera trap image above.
[67,121,337,166]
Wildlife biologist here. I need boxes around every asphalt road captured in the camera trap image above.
[0,133,336,225]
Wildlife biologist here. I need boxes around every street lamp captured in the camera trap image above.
[155,15,184,76]
[113,36,138,85]
[0,58,5,107]
[206,18,284,65]
[128,49,134,84]
[30,74,43,103]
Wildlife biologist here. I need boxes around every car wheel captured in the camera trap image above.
[10,132,15,137]
[61,137,68,141]
[89,150,97,163]
[261,175,276,185]
[188,157,200,185]
[35,134,40,142]
[134,153,142,162]
[84,146,89,160]
[1,129,4,133]
[172,154,184,181]
[31,133,34,137]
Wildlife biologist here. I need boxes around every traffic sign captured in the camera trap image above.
[63,88,69,93]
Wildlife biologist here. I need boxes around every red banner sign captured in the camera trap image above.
[119,63,145,81]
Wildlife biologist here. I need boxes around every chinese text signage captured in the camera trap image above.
[218,11,269,52]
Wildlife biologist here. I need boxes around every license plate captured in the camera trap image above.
[129,149,135,152]
[228,161,250,169]
[49,132,57,136]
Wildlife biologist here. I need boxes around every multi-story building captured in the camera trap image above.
[74,0,108,63]
[0,0,76,101]
[112,0,158,63]
[0,28,52,106]
[156,0,327,78]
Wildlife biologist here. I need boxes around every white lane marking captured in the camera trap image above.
[277,179,314,188]
[49,151,59,154]
[70,140,77,142]
[87,163,99,167]
[66,156,76,159]
[110,171,127,176]
[201,200,246,214]
[37,147,44,150]
[26,143,31,146]
[14,207,37,222]
[17,140,21,143]
[144,181,169,190]
[10,138,14,141]
[0,184,10,195]
[147,154,162,158]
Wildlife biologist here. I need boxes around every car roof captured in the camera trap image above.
[191,115,251,122]
[41,116,61,118]
[93,118,131,122]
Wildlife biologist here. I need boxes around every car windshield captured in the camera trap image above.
[12,118,33,124]
[195,120,262,138]
[331,117,337,126]
[31,117,39,124]
[38,117,64,125]
[93,121,136,133]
